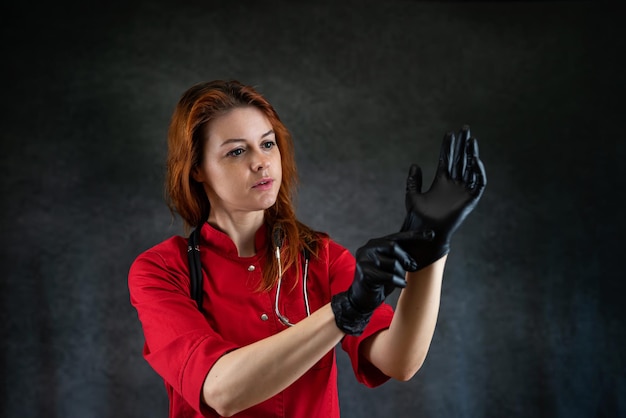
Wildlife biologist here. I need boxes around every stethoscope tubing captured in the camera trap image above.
[274,245,311,327]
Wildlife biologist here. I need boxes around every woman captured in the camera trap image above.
[128,80,486,417]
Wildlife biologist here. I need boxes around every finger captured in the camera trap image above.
[438,131,455,177]
[468,138,487,192]
[390,274,407,288]
[366,242,417,274]
[362,264,407,288]
[452,125,470,181]
[373,271,407,288]
[470,134,480,158]
[406,164,423,194]
[384,229,434,243]
[463,136,478,185]
[389,241,419,272]
[474,157,487,191]
[377,254,410,278]
[466,169,478,191]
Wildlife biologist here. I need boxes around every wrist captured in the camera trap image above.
[330,292,374,336]
[399,236,450,270]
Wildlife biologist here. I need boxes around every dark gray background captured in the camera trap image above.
[1,1,624,417]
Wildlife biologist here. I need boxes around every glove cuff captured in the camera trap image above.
[399,213,451,269]
[418,244,450,268]
[398,233,450,269]
[331,292,374,336]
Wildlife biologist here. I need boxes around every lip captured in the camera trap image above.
[252,178,274,190]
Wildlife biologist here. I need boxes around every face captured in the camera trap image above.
[194,106,282,217]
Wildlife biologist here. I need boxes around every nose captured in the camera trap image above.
[251,151,270,172]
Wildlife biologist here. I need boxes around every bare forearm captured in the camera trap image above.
[202,304,343,416]
[364,255,446,381]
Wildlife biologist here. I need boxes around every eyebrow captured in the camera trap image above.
[220,129,275,147]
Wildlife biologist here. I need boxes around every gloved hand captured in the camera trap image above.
[331,231,423,336]
[396,125,487,269]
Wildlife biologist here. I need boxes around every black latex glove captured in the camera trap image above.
[331,231,425,336]
[397,125,487,268]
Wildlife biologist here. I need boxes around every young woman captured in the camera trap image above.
[128,80,486,417]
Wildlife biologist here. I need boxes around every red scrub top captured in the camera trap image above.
[128,223,394,417]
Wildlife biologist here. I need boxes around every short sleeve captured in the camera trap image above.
[325,239,394,388]
[128,237,240,413]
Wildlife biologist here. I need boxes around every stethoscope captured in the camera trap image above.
[187,223,312,326]
[272,225,311,327]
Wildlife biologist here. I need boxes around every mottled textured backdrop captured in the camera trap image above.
[1,1,624,417]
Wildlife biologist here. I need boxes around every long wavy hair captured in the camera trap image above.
[165,79,320,291]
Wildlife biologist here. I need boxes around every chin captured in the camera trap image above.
[255,196,278,211]
[263,200,278,210]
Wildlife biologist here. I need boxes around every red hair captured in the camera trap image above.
[165,80,320,290]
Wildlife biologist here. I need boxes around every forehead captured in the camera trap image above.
[205,106,272,142]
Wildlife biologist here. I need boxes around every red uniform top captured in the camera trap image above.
[128,223,394,417]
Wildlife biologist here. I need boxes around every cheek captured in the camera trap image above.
[202,166,229,196]
[274,152,283,179]
[275,156,282,176]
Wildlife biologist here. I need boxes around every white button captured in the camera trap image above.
[260,314,268,321]
[248,265,255,272]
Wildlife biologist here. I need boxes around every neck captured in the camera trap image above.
[207,210,265,257]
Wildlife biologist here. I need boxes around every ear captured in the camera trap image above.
[191,166,205,183]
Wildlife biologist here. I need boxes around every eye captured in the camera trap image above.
[262,140,276,150]
[226,148,245,157]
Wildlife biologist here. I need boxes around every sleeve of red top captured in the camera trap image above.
[326,239,394,388]
[127,238,240,414]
